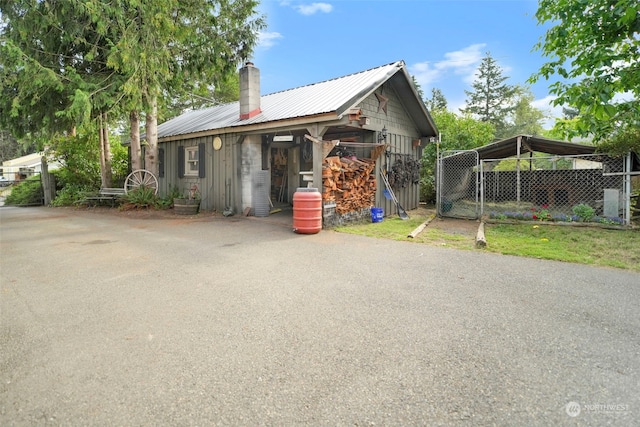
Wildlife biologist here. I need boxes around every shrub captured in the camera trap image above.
[419,175,436,204]
[572,203,595,222]
[51,183,94,206]
[4,175,43,206]
[121,186,159,209]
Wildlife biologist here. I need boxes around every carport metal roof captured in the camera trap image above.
[476,135,596,160]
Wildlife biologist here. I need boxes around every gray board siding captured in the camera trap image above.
[359,84,423,215]
[159,134,240,212]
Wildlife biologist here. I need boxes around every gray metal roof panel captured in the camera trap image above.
[476,135,596,159]
[157,61,406,138]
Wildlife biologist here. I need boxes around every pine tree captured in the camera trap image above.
[461,53,516,136]
[0,0,265,182]
[424,88,448,112]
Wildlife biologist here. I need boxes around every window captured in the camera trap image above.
[178,143,205,178]
[185,146,199,176]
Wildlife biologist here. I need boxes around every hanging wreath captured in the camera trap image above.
[389,156,421,188]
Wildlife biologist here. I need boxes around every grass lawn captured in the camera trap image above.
[484,223,640,271]
[335,210,640,272]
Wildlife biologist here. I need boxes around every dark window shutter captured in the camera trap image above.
[198,142,206,178]
[158,148,165,178]
[178,146,185,178]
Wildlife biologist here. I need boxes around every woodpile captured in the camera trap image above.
[323,156,377,214]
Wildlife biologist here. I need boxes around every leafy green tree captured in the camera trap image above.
[597,127,640,157]
[424,88,448,112]
[420,110,495,203]
[461,52,517,136]
[498,86,546,138]
[530,0,640,152]
[492,153,572,172]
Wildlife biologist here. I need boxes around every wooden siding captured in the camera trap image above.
[358,84,423,217]
[159,133,241,212]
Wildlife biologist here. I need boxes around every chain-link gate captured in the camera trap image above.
[437,150,479,219]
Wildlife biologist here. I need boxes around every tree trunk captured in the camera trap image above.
[144,96,159,178]
[98,113,107,188]
[130,110,142,171]
[103,112,113,187]
[98,112,113,188]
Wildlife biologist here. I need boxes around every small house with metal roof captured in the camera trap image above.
[156,60,438,225]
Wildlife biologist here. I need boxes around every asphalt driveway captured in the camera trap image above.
[1,207,638,425]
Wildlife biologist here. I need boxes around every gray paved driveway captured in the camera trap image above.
[1,207,638,426]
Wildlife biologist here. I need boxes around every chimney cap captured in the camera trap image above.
[245,61,254,67]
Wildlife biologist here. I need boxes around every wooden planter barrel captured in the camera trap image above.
[174,198,200,215]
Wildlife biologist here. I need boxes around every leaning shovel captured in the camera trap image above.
[380,170,409,220]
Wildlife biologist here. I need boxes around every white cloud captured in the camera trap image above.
[532,95,562,129]
[410,43,486,87]
[293,2,333,15]
[257,31,284,49]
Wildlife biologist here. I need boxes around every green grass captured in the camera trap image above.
[335,211,640,272]
[335,214,476,251]
[485,223,640,271]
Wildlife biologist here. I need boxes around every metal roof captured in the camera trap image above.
[476,135,597,160]
[157,61,437,139]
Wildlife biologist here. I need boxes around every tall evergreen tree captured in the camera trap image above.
[107,0,264,177]
[0,0,265,184]
[424,88,448,112]
[0,1,123,186]
[461,52,516,136]
[411,76,424,100]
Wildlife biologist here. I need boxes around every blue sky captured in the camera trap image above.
[251,0,562,126]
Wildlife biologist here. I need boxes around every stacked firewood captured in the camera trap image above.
[322,156,377,214]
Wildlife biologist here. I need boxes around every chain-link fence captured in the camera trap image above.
[437,150,479,219]
[480,154,627,224]
[437,151,631,224]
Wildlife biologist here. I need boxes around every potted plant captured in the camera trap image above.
[173,185,200,215]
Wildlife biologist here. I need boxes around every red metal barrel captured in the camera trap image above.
[293,188,322,234]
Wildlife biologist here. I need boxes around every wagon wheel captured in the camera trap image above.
[124,169,158,195]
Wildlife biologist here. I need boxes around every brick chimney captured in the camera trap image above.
[239,62,261,120]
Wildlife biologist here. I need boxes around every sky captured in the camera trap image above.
[250,0,563,126]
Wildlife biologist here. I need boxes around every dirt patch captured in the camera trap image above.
[427,216,481,237]
[408,205,480,237]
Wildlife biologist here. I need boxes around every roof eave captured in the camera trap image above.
[336,61,405,118]
[158,112,338,143]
